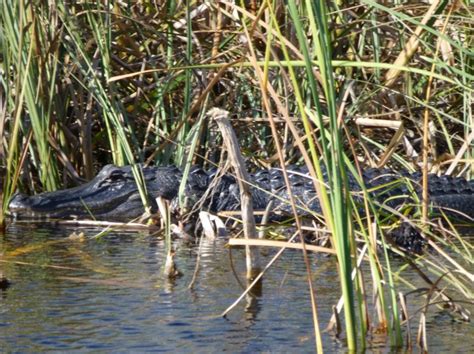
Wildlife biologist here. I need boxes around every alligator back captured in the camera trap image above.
[8,164,474,223]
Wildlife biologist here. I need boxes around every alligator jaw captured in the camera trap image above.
[7,165,150,221]
[7,189,144,220]
[7,192,68,219]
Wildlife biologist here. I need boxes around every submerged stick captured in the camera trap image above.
[209,108,261,280]
[157,196,181,278]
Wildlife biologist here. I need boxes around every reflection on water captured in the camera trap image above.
[0,224,472,352]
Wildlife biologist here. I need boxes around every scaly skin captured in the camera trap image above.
[9,164,474,224]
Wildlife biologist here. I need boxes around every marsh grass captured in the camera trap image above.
[0,0,472,351]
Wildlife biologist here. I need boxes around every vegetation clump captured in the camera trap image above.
[0,1,472,351]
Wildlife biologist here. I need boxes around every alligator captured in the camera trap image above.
[8,164,474,251]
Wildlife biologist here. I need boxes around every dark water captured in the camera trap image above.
[1,224,472,352]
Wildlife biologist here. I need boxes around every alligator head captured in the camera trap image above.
[8,165,183,221]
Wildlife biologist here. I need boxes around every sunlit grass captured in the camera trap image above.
[0,0,472,351]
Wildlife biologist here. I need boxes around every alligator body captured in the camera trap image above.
[9,164,474,226]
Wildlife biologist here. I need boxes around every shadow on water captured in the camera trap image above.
[0,224,472,352]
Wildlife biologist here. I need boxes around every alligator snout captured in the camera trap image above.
[8,193,32,216]
[8,192,64,219]
[6,164,178,220]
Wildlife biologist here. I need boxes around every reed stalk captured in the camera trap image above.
[0,1,472,350]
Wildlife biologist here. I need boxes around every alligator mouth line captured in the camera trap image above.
[9,189,149,221]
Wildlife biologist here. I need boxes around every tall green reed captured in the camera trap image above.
[287,0,358,349]
[1,1,61,225]
[0,1,472,350]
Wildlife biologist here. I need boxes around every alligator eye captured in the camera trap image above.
[107,171,125,181]
[97,170,126,188]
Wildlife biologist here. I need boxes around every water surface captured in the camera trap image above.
[1,224,472,352]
